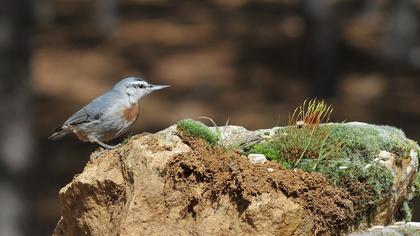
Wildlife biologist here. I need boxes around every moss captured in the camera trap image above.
[247,123,409,217]
[249,142,278,161]
[413,174,420,199]
[247,99,417,224]
[399,201,413,222]
[297,158,393,205]
[327,124,382,161]
[122,135,133,145]
[249,123,412,165]
[327,124,415,161]
[363,163,394,207]
[177,119,219,146]
[249,125,342,166]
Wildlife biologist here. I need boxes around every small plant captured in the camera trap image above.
[289,99,333,126]
[199,116,223,144]
[122,134,134,145]
[291,99,336,167]
[263,99,339,167]
[177,119,219,146]
[248,99,341,166]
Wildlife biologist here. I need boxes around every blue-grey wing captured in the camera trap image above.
[64,90,120,126]
[64,108,94,126]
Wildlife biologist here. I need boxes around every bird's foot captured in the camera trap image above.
[94,139,121,150]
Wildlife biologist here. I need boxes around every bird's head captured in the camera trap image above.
[113,77,170,102]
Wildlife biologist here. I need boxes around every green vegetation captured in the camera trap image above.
[399,169,420,221]
[122,134,134,145]
[413,173,420,199]
[288,99,333,126]
[298,158,393,200]
[250,125,343,168]
[247,99,420,211]
[248,124,397,205]
[326,124,416,161]
[177,119,219,146]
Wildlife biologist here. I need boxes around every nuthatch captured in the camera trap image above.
[49,77,169,149]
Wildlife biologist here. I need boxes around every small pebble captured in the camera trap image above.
[378,150,392,161]
[267,168,274,172]
[410,149,418,159]
[248,154,267,164]
[296,120,305,127]
[406,222,420,227]
[370,225,384,230]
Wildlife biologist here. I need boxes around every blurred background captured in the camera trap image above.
[0,0,419,235]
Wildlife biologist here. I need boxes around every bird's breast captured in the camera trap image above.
[121,103,139,124]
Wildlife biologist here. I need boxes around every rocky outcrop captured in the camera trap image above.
[53,124,419,236]
[350,222,420,235]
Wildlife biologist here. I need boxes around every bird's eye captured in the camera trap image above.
[136,84,145,88]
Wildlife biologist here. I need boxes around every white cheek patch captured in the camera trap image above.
[128,93,136,104]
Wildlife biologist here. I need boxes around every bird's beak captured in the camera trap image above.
[150,84,170,91]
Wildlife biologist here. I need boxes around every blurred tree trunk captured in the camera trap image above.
[0,0,34,235]
[382,0,418,71]
[35,0,54,27]
[94,0,118,37]
[301,0,338,98]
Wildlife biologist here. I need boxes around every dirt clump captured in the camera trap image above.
[165,135,355,235]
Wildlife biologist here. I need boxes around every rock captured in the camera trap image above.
[54,126,316,236]
[209,125,281,147]
[54,126,191,236]
[371,148,418,225]
[248,153,267,164]
[53,123,419,236]
[350,221,420,236]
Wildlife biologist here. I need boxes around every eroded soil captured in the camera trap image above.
[165,134,356,235]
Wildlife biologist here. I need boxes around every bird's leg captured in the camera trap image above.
[93,138,121,149]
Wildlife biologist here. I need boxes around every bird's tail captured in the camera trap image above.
[48,127,68,140]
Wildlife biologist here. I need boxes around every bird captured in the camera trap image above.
[49,77,169,149]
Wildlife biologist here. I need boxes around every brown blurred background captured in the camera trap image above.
[1,0,420,235]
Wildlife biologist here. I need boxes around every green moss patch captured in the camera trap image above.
[327,123,415,161]
[413,174,420,199]
[177,119,219,146]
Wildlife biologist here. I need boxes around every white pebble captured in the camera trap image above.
[410,149,418,159]
[371,225,384,230]
[378,150,392,161]
[248,154,267,164]
[406,222,420,227]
